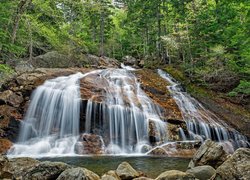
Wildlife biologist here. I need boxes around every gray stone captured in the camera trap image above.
[116,162,139,180]
[122,56,137,66]
[186,165,215,180]
[155,170,195,180]
[211,148,250,180]
[57,167,100,180]
[188,140,228,169]
[23,161,69,180]
[0,157,39,179]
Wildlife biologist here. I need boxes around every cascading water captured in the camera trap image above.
[8,71,101,157]
[158,69,249,148]
[84,68,167,154]
[7,67,248,157]
[8,68,168,157]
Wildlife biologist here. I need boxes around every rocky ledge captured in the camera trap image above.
[0,140,249,180]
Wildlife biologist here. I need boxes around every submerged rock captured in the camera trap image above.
[57,167,100,180]
[155,170,195,180]
[186,165,215,180]
[188,140,228,169]
[116,162,139,180]
[211,148,250,180]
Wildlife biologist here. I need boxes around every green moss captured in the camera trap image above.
[0,64,14,74]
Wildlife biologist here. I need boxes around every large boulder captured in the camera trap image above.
[155,170,195,180]
[116,162,139,180]
[32,51,73,68]
[0,157,39,179]
[57,167,100,180]
[211,148,250,180]
[188,140,229,169]
[23,161,69,179]
[186,165,215,180]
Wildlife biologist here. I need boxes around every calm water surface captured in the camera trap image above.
[40,156,190,178]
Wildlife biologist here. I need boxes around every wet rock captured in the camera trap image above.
[186,165,216,180]
[23,161,69,179]
[0,90,23,107]
[75,133,104,154]
[0,157,39,179]
[188,140,228,169]
[0,139,12,154]
[155,170,195,180]
[57,167,100,180]
[211,148,250,180]
[148,147,167,156]
[116,162,139,180]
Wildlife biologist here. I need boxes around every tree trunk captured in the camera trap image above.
[100,11,105,56]
[12,0,31,44]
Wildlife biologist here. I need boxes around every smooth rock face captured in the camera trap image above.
[57,167,100,180]
[155,170,195,180]
[148,147,167,155]
[211,148,250,180]
[188,140,228,169]
[23,161,69,180]
[0,157,39,179]
[186,165,216,180]
[116,162,139,180]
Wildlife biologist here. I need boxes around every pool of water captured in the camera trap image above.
[39,156,190,178]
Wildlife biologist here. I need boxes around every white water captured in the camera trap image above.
[84,68,167,153]
[158,69,249,148]
[7,67,248,157]
[8,71,101,157]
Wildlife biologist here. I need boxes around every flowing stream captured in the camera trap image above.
[7,67,249,157]
[158,69,249,148]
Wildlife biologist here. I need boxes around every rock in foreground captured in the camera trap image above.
[155,170,195,180]
[57,167,100,180]
[186,165,215,180]
[211,148,250,180]
[116,162,139,180]
[188,139,228,169]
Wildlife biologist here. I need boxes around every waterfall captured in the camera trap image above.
[83,68,167,154]
[7,67,248,157]
[8,71,101,157]
[158,69,249,148]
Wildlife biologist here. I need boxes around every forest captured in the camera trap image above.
[0,0,249,98]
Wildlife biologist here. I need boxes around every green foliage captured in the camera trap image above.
[0,64,14,74]
[229,80,250,96]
